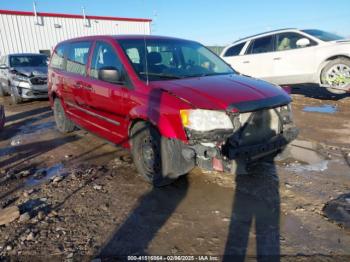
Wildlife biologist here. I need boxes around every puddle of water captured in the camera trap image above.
[25,163,64,187]
[285,160,329,173]
[303,105,337,114]
[19,121,55,136]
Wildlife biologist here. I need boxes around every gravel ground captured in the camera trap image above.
[0,85,349,261]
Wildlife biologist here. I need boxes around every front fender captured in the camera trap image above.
[129,105,188,142]
[128,89,191,142]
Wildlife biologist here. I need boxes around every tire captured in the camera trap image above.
[0,85,4,97]
[130,122,177,187]
[321,58,350,94]
[53,98,75,133]
[10,86,22,104]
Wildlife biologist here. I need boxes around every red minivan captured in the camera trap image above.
[48,35,298,186]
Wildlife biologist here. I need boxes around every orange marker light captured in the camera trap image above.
[180,110,190,127]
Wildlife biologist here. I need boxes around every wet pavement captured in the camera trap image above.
[0,86,349,261]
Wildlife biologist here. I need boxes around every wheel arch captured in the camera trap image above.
[128,107,188,142]
[317,54,350,84]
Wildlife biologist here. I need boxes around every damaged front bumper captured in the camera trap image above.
[11,79,48,99]
[182,125,298,174]
[181,105,298,175]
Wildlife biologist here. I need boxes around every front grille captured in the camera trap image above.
[30,77,47,85]
[235,108,282,146]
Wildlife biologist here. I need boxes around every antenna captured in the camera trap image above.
[33,1,39,25]
[151,10,157,34]
[143,23,149,85]
[82,7,89,27]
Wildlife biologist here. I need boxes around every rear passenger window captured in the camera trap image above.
[90,41,123,80]
[66,42,91,75]
[247,36,274,54]
[223,42,245,57]
[50,44,66,70]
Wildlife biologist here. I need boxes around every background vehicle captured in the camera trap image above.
[0,53,48,104]
[221,28,350,94]
[48,35,297,186]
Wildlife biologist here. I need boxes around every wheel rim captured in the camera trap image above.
[324,63,350,89]
[141,135,161,176]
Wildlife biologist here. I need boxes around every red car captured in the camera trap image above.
[48,35,297,186]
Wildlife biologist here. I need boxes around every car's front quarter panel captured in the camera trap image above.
[127,86,192,142]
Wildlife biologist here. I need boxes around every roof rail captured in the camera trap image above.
[233,28,297,43]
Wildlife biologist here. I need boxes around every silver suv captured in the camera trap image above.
[0,53,48,104]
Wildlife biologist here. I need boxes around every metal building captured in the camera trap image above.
[0,9,151,56]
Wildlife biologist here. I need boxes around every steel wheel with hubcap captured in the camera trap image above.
[131,121,175,186]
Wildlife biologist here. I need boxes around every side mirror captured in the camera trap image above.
[98,66,122,84]
[0,64,8,69]
[296,38,310,48]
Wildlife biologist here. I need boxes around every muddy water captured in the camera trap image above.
[24,163,64,187]
[303,105,337,114]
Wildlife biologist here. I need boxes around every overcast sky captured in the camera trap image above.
[2,0,350,45]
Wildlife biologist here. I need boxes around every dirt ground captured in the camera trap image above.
[0,85,349,261]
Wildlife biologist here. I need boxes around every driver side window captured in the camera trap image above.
[90,41,123,80]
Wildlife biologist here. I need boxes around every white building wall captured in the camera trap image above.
[0,13,151,55]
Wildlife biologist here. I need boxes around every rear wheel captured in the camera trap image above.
[53,98,75,133]
[130,122,175,187]
[321,58,350,94]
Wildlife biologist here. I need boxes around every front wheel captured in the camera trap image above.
[321,58,350,94]
[130,122,176,187]
[10,86,22,104]
[0,84,5,97]
[53,98,75,133]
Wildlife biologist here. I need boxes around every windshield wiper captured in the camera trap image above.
[139,72,183,79]
[182,72,232,78]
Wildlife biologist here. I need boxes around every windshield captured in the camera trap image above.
[118,38,234,81]
[10,55,47,67]
[302,29,344,42]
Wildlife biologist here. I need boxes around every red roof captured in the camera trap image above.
[0,9,152,22]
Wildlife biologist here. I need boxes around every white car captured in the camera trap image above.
[221,28,350,94]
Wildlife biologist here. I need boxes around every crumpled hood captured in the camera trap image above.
[150,74,291,111]
[11,66,48,77]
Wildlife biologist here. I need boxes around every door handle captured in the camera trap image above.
[273,57,281,60]
[82,83,93,90]
[243,61,250,64]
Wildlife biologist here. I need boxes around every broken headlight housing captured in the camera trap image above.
[12,74,29,82]
[180,109,234,132]
[279,104,293,124]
